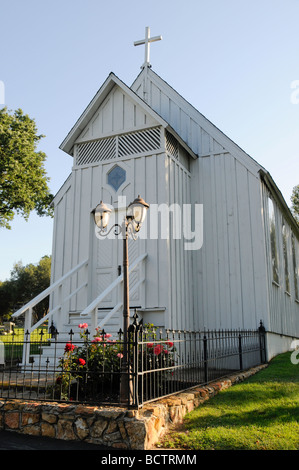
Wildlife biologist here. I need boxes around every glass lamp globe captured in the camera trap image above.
[93,201,112,230]
[128,195,149,228]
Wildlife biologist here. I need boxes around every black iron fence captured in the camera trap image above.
[0,319,266,408]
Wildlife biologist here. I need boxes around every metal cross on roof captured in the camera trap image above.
[134,27,162,68]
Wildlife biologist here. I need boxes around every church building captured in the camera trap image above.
[48,29,299,361]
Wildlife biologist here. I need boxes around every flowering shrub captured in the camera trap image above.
[141,323,176,374]
[53,322,177,402]
[54,324,124,401]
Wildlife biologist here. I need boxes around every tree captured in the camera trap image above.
[0,107,53,229]
[291,184,299,225]
[0,255,51,323]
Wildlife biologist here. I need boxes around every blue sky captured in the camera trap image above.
[0,0,299,281]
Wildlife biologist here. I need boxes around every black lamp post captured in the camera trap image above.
[93,195,149,403]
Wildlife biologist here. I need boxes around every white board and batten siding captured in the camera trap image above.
[193,154,270,331]
[75,84,158,144]
[163,152,193,331]
[261,181,299,338]
[51,79,195,332]
[133,68,271,331]
[50,169,91,327]
[51,155,193,330]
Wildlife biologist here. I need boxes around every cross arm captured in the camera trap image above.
[134,35,162,46]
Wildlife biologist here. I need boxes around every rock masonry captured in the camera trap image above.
[0,364,267,450]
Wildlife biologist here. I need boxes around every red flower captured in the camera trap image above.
[166,341,174,348]
[78,358,86,366]
[153,344,163,355]
[64,342,75,352]
[147,343,154,348]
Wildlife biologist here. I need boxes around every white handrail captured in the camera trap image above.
[98,302,123,329]
[22,282,88,335]
[80,252,147,317]
[12,259,89,319]
[28,308,57,333]
[15,259,89,366]
[96,275,145,330]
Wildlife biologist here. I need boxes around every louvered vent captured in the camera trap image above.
[76,137,116,165]
[166,131,178,158]
[118,127,161,157]
[76,127,161,165]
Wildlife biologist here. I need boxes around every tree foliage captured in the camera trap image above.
[291,184,299,225]
[0,107,53,229]
[0,255,51,323]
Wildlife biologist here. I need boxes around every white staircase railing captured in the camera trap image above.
[95,274,146,332]
[12,259,89,365]
[10,252,147,365]
[81,252,147,333]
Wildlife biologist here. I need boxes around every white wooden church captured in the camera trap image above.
[15,29,299,361]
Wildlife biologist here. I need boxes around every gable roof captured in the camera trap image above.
[131,68,299,234]
[131,67,265,176]
[58,67,298,234]
[59,72,197,159]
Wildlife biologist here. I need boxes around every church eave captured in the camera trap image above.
[259,169,299,238]
[132,67,263,174]
[164,125,197,159]
[59,73,117,156]
[59,72,170,157]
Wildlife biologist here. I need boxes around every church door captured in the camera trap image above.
[93,235,143,308]
[95,236,121,310]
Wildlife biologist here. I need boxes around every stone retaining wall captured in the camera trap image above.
[0,364,267,450]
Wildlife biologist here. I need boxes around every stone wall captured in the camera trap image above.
[0,364,267,450]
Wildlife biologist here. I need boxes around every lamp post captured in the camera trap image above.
[92,195,149,403]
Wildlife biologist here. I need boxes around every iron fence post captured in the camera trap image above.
[238,333,243,370]
[129,310,142,408]
[258,320,267,364]
[203,334,208,383]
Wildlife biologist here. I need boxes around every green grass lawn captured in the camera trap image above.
[160,352,299,450]
[0,327,50,343]
[1,327,51,361]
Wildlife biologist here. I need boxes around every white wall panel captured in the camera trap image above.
[191,153,269,330]
[76,85,158,143]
